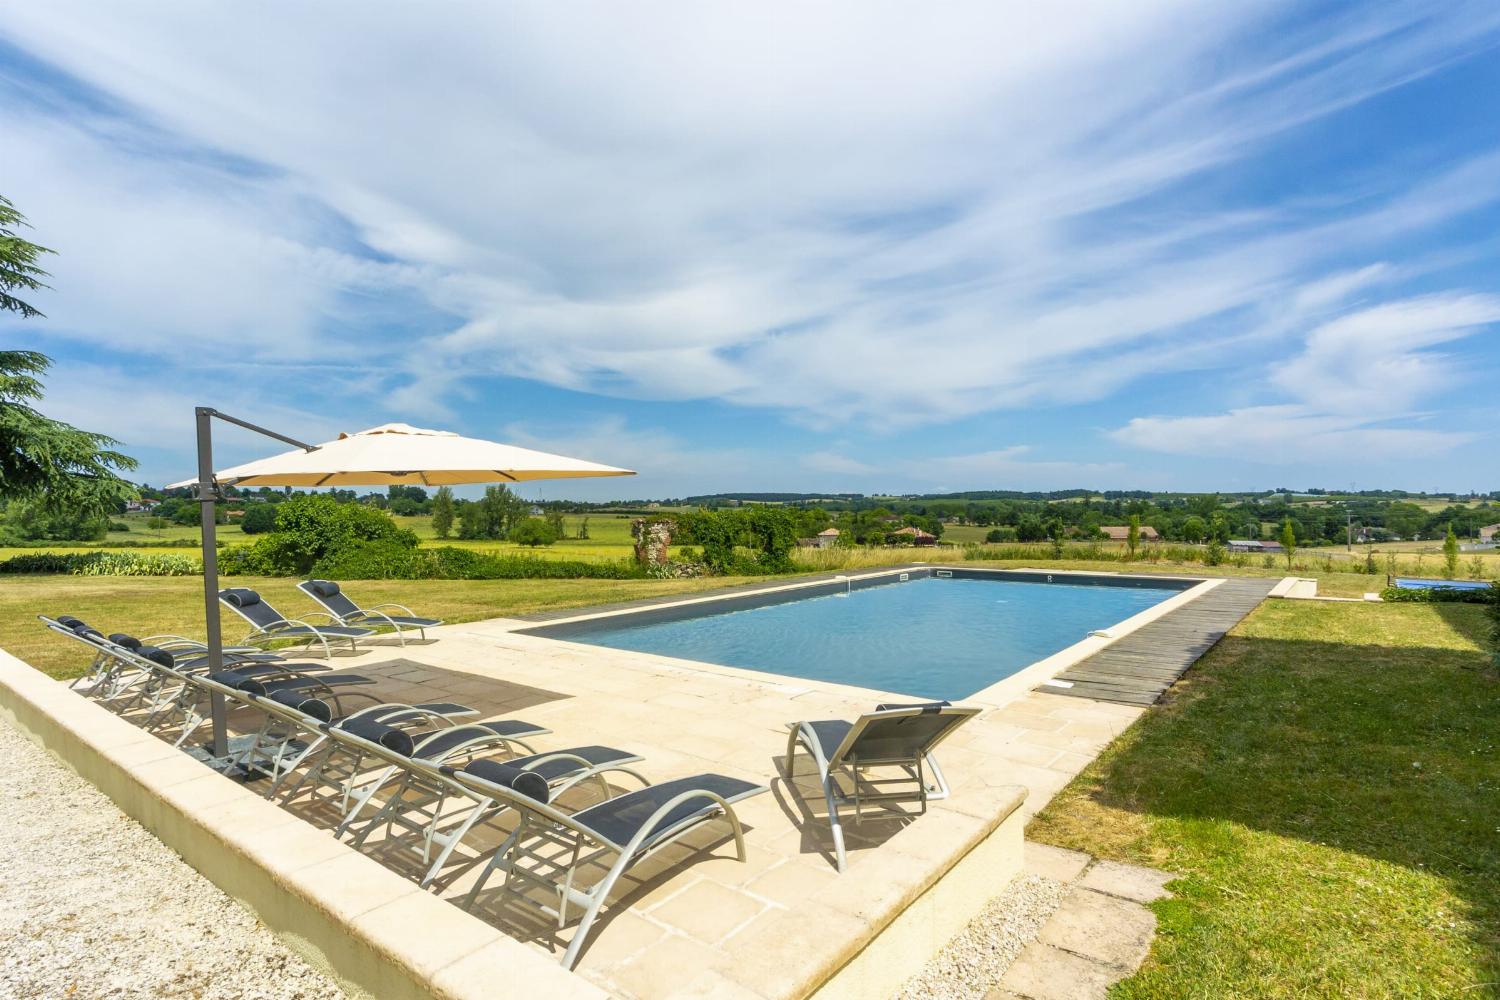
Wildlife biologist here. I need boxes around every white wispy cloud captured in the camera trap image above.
[1,2,1498,484]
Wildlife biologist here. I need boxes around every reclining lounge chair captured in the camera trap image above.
[784,701,979,872]
[219,588,376,658]
[452,766,767,969]
[297,580,444,645]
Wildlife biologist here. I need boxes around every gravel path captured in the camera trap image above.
[0,717,344,1000]
[890,873,1069,1000]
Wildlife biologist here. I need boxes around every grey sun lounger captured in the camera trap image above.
[785,701,979,872]
[352,744,649,889]
[275,710,552,819]
[453,767,768,969]
[219,588,377,658]
[219,676,482,797]
[297,580,444,645]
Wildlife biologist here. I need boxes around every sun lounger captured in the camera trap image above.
[297,580,444,645]
[350,744,649,888]
[784,701,979,872]
[210,671,478,793]
[219,587,377,658]
[275,711,551,818]
[453,766,767,968]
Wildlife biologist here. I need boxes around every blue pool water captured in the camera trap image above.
[546,576,1179,700]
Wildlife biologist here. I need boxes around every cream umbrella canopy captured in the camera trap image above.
[175,410,634,758]
[170,422,635,489]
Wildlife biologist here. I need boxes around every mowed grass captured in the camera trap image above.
[1030,600,1500,997]
[1,573,760,681]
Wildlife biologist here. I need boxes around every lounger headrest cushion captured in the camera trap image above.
[138,646,176,669]
[307,580,341,598]
[109,633,143,650]
[874,701,951,714]
[340,717,414,757]
[74,626,105,642]
[464,759,550,804]
[56,615,88,630]
[268,688,333,722]
[208,669,266,696]
[221,588,261,608]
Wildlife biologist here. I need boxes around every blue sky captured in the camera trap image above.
[3,3,1499,499]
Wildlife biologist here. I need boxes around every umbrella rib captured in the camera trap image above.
[493,470,518,481]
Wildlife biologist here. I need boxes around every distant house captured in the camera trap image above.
[891,525,937,546]
[1481,523,1500,543]
[1229,539,1284,553]
[124,499,160,513]
[1101,525,1160,543]
[799,528,843,550]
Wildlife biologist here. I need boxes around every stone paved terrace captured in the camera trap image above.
[206,614,1148,999]
[9,569,1275,999]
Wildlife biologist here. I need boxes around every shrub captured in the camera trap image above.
[509,518,559,547]
[0,551,198,576]
[240,503,278,534]
[146,516,169,529]
[985,527,1017,543]
[1379,583,1498,605]
[310,543,641,580]
[108,520,129,532]
[254,494,419,574]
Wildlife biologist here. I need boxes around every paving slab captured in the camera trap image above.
[990,941,1126,1000]
[1036,887,1155,969]
[1077,858,1176,903]
[1022,842,1092,884]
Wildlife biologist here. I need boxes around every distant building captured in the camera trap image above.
[1228,539,1284,553]
[1101,525,1160,543]
[799,528,843,550]
[1481,523,1500,543]
[124,499,160,513]
[891,525,937,546]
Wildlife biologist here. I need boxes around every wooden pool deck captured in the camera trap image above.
[1043,577,1277,706]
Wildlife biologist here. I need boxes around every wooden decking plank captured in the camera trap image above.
[1041,577,1276,707]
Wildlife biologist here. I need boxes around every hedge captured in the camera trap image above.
[307,541,644,580]
[1378,583,1498,604]
[0,552,200,576]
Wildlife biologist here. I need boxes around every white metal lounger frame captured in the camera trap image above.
[297,580,443,647]
[229,692,465,796]
[219,590,372,659]
[785,703,980,872]
[454,773,756,970]
[275,715,542,820]
[350,749,650,889]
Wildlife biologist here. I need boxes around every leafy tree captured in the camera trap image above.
[1181,516,1207,544]
[246,493,417,574]
[0,195,52,318]
[577,516,590,540]
[431,486,455,539]
[1015,513,1046,542]
[509,517,558,547]
[1126,515,1140,560]
[1,199,138,516]
[3,498,107,541]
[1281,517,1297,570]
[240,503,278,534]
[545,509,567,540]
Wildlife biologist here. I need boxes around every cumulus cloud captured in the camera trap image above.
[3,3,1499,433]
[1113,292,1500,460]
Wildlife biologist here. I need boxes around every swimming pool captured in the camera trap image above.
[523,570,1189,701]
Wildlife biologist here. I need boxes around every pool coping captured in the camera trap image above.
[508,564,1220,710]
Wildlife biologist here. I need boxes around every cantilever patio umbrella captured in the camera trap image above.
[169,410,634,757]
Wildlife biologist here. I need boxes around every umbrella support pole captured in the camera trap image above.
[195,407,317,760]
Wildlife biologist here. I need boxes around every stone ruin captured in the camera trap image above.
[631,518,673,567]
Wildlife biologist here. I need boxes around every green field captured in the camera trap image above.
[1031,598,1500,996]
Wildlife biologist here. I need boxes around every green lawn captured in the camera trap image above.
[1030,599,1500,997]
[4,573,759,681]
